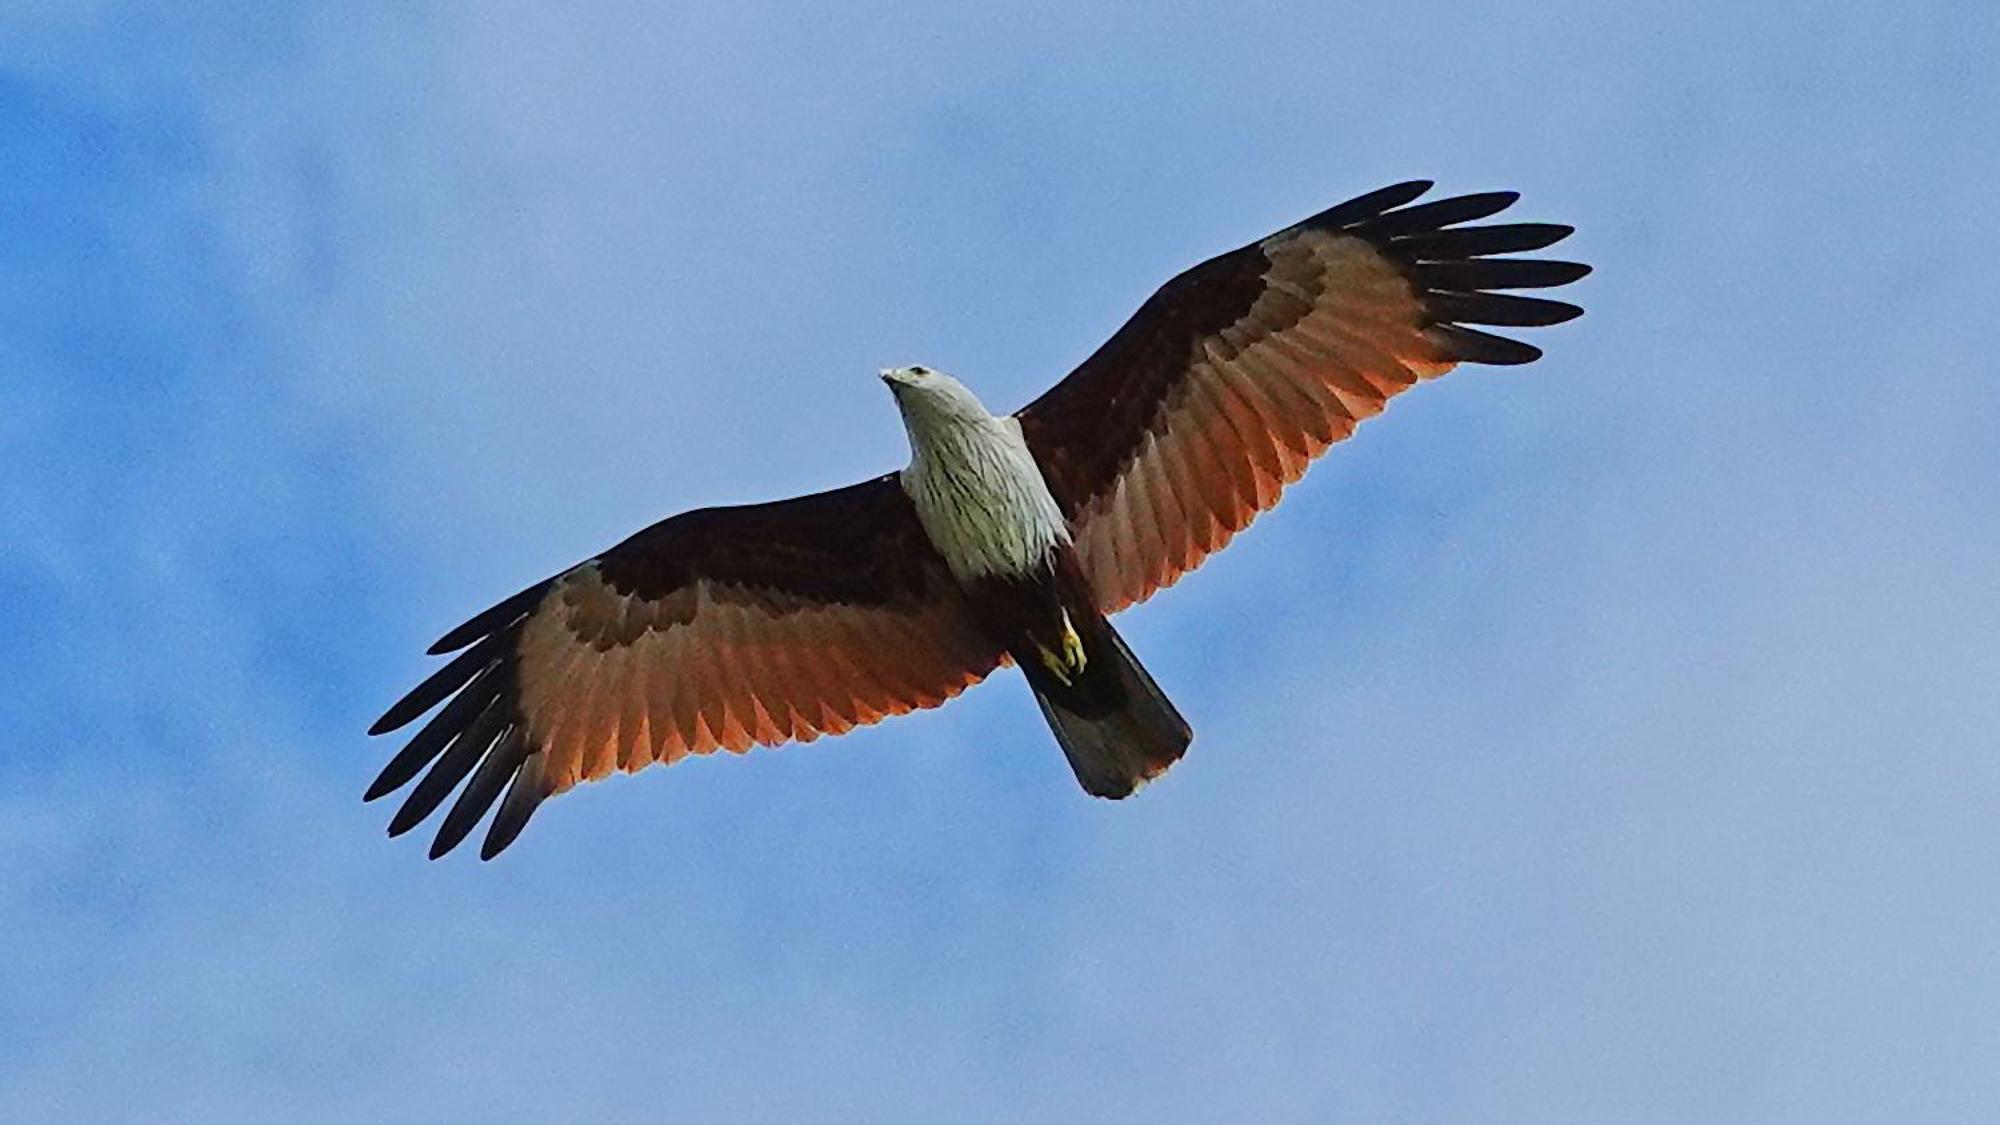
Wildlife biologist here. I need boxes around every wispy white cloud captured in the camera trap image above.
[5,2,1998,1121]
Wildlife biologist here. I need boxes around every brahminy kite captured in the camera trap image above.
[368,180,1589,858]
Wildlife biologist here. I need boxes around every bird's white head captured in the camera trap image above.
[879,362,1067,576]
[879,365,996,432]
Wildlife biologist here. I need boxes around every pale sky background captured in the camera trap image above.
[4,3,1998,1122]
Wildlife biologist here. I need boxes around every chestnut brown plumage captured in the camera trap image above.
[369,180,1588,858]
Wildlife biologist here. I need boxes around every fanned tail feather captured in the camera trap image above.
[1029,618,1191,798]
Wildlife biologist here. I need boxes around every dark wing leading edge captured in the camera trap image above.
[367,474,1002,859]
[1017,181,1590,614]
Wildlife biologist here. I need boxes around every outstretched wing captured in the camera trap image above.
[367,474,1001,860]
[1017,181,1589,614]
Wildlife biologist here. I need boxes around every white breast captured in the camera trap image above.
[899,415,1070,582]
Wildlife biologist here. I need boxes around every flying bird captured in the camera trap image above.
[368,180,1589,859]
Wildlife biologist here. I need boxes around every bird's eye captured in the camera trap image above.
[910,366,929,376]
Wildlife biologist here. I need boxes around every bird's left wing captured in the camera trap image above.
[1017,181,1589,614]
[367,473,1002,859]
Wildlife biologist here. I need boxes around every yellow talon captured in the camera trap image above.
[1061,614,1087,676]
[1037,611,1087,686]
[1037,646,1071,686]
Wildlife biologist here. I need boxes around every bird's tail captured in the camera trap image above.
[1028,617,1191,798]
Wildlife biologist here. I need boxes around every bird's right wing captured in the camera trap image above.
[1017,181,1589,614]
[367,473,1003,859]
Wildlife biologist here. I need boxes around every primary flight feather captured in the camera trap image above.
[369,180,1590,859]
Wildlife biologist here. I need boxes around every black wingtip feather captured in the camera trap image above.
[375,581,551,856]
[1330,184,1588,367]
[429,727,527,859]
[1360,191,1520,240]
[387,691,509,837]
[1303,180,1433,232]
[1426,324,1545,365]
[426,581,551,655]
[1415,259,1592,291]
[1392,222,1576,260]
[370,630,505,735]
[1427,292,1585,328]
[480,752,548,860]
[365,665,501,801]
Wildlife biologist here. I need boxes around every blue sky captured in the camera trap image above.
[4,3,1997,1121]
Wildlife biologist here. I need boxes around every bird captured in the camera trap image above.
[367,179,1589,859]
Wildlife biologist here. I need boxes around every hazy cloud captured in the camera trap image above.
[4,3,1997,1122]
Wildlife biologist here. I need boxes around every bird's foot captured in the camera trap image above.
[1036,610,1088,687]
